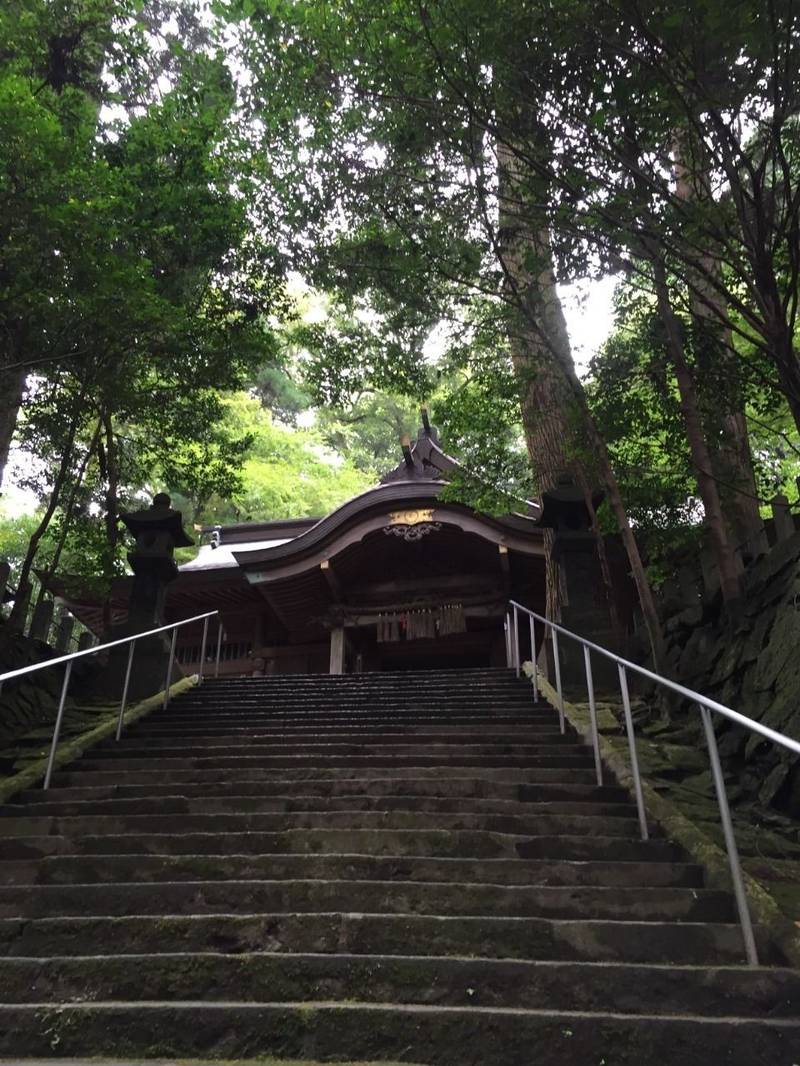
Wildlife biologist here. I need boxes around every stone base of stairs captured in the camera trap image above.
[1,669,798,1064]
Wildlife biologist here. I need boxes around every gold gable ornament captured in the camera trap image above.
[383,508,442,542]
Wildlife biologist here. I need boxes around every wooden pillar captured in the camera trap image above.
[329,626,345,675]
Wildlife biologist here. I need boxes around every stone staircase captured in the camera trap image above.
[0,667,798,1064]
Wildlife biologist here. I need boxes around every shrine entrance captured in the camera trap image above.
[358,616,500,672]
[232,504,545,675]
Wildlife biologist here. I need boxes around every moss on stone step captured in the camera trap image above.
[538,675,800,966]
[0,677,196,804]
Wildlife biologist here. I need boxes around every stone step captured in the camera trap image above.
[0,911,755,964]
[2,952,795,1018]
[48,766,606,787]
[72,753,596,773]
[21,778,625,803]
[111,729,570,747]
[131,722,562,738]
[3,1000,794,1065]
[193,676,521,690]
[172,689,541,700]
[0,829,671,862]
[1,666,781,1066]
[0,879,732,922]
[0,810,642,840]
[0,853,704,889]
[152,711,557,725]
[0,795,636,820]
[91,740,585,760]
[144,714,560,730]
[171,699,545,709]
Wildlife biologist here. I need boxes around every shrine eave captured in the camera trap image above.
[233,484,545,587]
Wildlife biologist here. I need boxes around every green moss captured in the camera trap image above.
[0,677,196,804]
[537,676,800,967]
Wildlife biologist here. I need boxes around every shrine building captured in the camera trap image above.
[53,417,559,675]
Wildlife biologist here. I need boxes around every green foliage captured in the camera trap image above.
[585,293,702,579]
[0,511,41,579]
[181,393,375,525]
[314,393,420,476]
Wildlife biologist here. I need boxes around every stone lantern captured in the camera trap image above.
[119,492,194,631]
[106,493,194,698]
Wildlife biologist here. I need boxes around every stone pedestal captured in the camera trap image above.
[539,480,624,693]
[550,531,621,691]
[29,599,54,643]
[54,614,74,654]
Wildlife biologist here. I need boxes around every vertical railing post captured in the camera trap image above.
[699,703,759,966]
[162,627,178,709]
[43,660,73,790]
[583,645,603,786]
[529,614,538,702]
[215,623,224,678]
[198,615,210,684]
[512,605,520,677]
[617,664,648,840]
[504,612,512,668]
[115,639,137,741]
[550,626,565,734]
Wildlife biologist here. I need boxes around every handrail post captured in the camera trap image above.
[699,703,759,966]
[115,639,137,741]
[618,664,648,840]
[162,627,178,709]
[512,605,520,677]
[43,660,73,790]
[583,645,603,786]
[504,612,512,668]
[550,625,565,734]
[198,615,210,684]
[529,614,538,702]
[215,624,224,678]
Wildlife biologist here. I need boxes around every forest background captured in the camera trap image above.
[1,0,799,662]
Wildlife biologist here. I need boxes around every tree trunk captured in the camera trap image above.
[0,362,26,491]
[672,140,764,554]
[495,141,664,664]
[96,413,121,641]
[764,310,800,437]
[34,420,102,606]
[691,286,763,555]
[497,142,594,623]
[7,409,83,631]
[570,389,666,668]
[652,257,743,606]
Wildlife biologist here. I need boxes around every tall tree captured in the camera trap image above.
[227,0,666,658]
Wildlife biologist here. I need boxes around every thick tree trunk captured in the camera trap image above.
[672,142,764,553]
[497,145,593,623]
[496,143,664,664]
[652,258,743,605]
[691,286,763,553]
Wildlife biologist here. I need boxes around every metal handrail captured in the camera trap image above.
[0,610,224,789]
[506,599,800,968]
